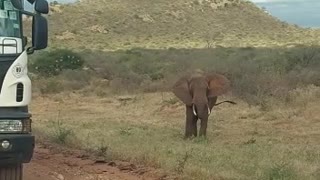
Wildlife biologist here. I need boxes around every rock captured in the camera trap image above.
[49,172,65,180]
[118,163,137,171]
[210,3,218,9]
[87,25,109,34]
[117,96,135,102]
[56,31,76,40]
[135,14,154,23]
[108,161,116,166]
[57,174,65,180]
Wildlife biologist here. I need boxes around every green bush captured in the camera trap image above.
[32,46,320,105]
[30,49,84,77]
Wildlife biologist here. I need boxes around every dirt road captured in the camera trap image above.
[23,143,175,180]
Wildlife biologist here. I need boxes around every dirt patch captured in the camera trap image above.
[24,141,178,180]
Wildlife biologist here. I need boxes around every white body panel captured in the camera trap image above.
[0,50,31,107]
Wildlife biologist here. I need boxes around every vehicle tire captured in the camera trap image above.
[0,164,22,180]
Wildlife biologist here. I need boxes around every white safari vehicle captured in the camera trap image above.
[0,0,48,179]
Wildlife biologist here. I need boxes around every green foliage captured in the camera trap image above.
[31,46,320,105]
[262,162,297,180]
[50,118,73,144]
[284,45,320,72]
[118,49,165,81]
[30,49,84,77]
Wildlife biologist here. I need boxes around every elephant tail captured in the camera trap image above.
[214,100,237,106]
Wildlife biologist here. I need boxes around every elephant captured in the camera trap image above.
[172,70,236,138]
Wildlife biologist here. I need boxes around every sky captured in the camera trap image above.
[250,0,320,28]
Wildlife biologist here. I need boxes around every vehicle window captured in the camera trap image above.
[0,0,21,38]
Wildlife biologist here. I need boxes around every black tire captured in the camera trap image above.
[0,164,22,180]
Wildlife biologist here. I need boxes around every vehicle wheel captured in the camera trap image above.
[0,164,22,180]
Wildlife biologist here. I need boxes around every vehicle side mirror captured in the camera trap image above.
[10,0,23,10]
[35,0,49,14]
[31,15,48,51]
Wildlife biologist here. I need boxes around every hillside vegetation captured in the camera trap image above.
[31,0,319,50]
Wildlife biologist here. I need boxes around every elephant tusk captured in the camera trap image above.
[192,104,197,116]
[208,106,211,115]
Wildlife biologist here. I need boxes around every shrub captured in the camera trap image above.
[38,78,64,94]
[30,49,84,77]
[32,46,320,105]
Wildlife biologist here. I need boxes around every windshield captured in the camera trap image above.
[0,0,21,38]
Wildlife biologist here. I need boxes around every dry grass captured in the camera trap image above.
[30,85,320,180]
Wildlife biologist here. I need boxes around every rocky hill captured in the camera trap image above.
[28,0,320,50]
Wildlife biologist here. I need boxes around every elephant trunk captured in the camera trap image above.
[192,103,211,117]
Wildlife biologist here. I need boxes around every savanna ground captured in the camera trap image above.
[27,46,320,180]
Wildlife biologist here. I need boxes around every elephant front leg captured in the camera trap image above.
[184,118,193,138]
[185,106,196,138]
[199,118,208,137]
[192,116,198,137]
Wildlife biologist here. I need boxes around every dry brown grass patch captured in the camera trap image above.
[30,85,320,179]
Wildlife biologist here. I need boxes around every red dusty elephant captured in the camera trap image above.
[172,70,236,139]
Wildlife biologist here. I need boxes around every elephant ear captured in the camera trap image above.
[172,76,193,106]
[206,73,231,97]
